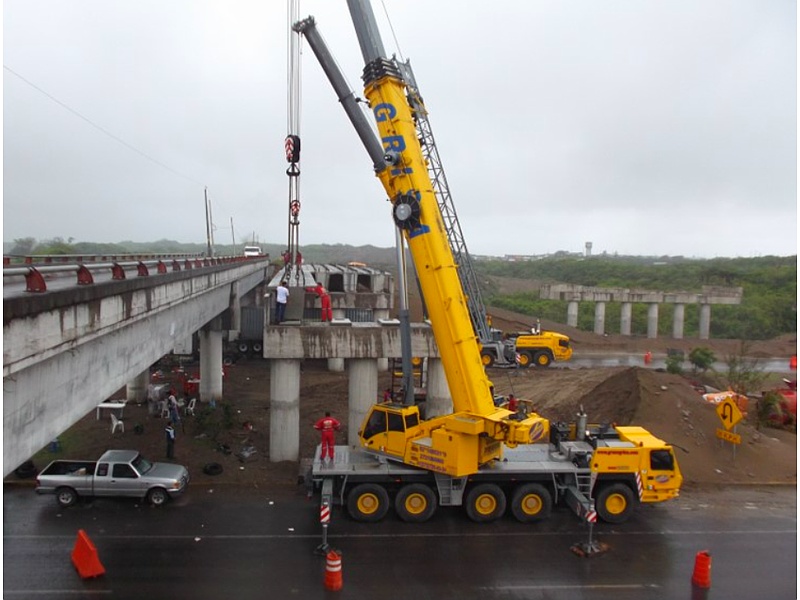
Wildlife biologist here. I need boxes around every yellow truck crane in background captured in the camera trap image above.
[296,0,681,524]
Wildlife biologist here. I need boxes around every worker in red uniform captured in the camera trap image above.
[306,282,333,322]
[314,411,341,463]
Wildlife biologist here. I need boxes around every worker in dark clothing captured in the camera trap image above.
[314,411,341,463]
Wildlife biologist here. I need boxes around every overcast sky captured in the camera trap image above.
[3,1,796,258]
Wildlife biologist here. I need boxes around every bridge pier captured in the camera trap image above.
[126,369,150,404]
[567,301,579,327]
[347,358,378,447]
[647,303,659,339]
[672,303,685,339]
[199,319,224,404]
[269,359,300,461]
[620,302,632,336]
[593,302,606,335]
[699,304,711,340]
[426,358,452,417]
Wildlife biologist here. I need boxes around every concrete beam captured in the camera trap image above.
[263,323,439,359]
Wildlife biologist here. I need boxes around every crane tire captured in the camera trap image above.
[347,483,390,522]
[480,351,495,368]
[533,351,552,367]
[510,483,552,522]
[465,483,506,523]
[395,484,437,523]
[516,352,533,367]
[596,483,636,524]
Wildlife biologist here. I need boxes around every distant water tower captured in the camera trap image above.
[585,242,593,257]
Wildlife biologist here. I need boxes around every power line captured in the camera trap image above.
[3,64,206,187]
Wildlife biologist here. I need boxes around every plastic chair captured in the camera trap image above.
[185,398,197,417]
[111,413,125,434]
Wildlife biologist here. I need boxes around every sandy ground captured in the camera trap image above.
[20,338,796,491]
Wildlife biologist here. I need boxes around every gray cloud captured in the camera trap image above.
[3,0,796,257]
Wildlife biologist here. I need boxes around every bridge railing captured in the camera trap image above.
[3,254,269,293]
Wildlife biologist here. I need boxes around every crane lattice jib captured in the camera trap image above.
[360,58,496,417]
[396,60,492,344]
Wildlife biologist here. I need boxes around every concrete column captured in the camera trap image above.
[593,302,606,335]
[699,304,711,340]
[647,303,659,339]
[672,303,685,339]
[269,359,300,462]
[199,319,224,404]
[375,308,390,376]
[567,301,579,327]
[328,358,345,372]
[126,369,150,405]
[620,302,632,336]
[347,358,378,447]
[425,358,452,418]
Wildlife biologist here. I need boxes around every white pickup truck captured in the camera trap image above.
[35,449,189,507]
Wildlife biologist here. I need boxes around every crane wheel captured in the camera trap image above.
[596,483,636,524]
[534,351,552,367]
[510,483,552,523]
[347,483,390,522]
[480,351,495,368]
[516,352,533,367]
[395,484,437,523]
[465,483,506,523]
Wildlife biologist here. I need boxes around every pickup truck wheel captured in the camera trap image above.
[596,483,636,524]
[480,351,495,368]
[395,484,437,523]
[511,483,552,522]
[147,487,169,507]
[534,351,552,367]
[347,483,389,522]
[56,487,78,508]
[465,483,506,523]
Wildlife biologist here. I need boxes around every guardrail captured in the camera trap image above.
[3,254,269,293]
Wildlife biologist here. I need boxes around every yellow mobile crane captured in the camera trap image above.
[297,0,681,525]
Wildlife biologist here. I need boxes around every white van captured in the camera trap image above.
[243,246,262,257]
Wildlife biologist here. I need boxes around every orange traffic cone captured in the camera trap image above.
[71,529,105,579]
[691,550,711,588]
[324,549,343,591]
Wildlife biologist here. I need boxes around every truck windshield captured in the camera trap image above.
[131,455,153,474]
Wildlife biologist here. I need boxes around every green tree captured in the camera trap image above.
[717,341,769,395]
[665,354,684,375]
[9,237,36,255]
[688,347,716,374]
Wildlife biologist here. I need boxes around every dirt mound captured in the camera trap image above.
[497,366,796,485]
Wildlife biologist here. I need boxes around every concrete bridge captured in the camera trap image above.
[3,257,270,476]
[539,284,743,339]
[3,255,425,478]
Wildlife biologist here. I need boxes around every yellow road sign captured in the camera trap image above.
[716,398,743,430]
[716,428,742,445]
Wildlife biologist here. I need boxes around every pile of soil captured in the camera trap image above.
[21,355,795,490]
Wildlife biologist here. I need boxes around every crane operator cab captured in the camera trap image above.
[359,402,552,477]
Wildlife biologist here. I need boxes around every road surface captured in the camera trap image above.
[4,483,796,599]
